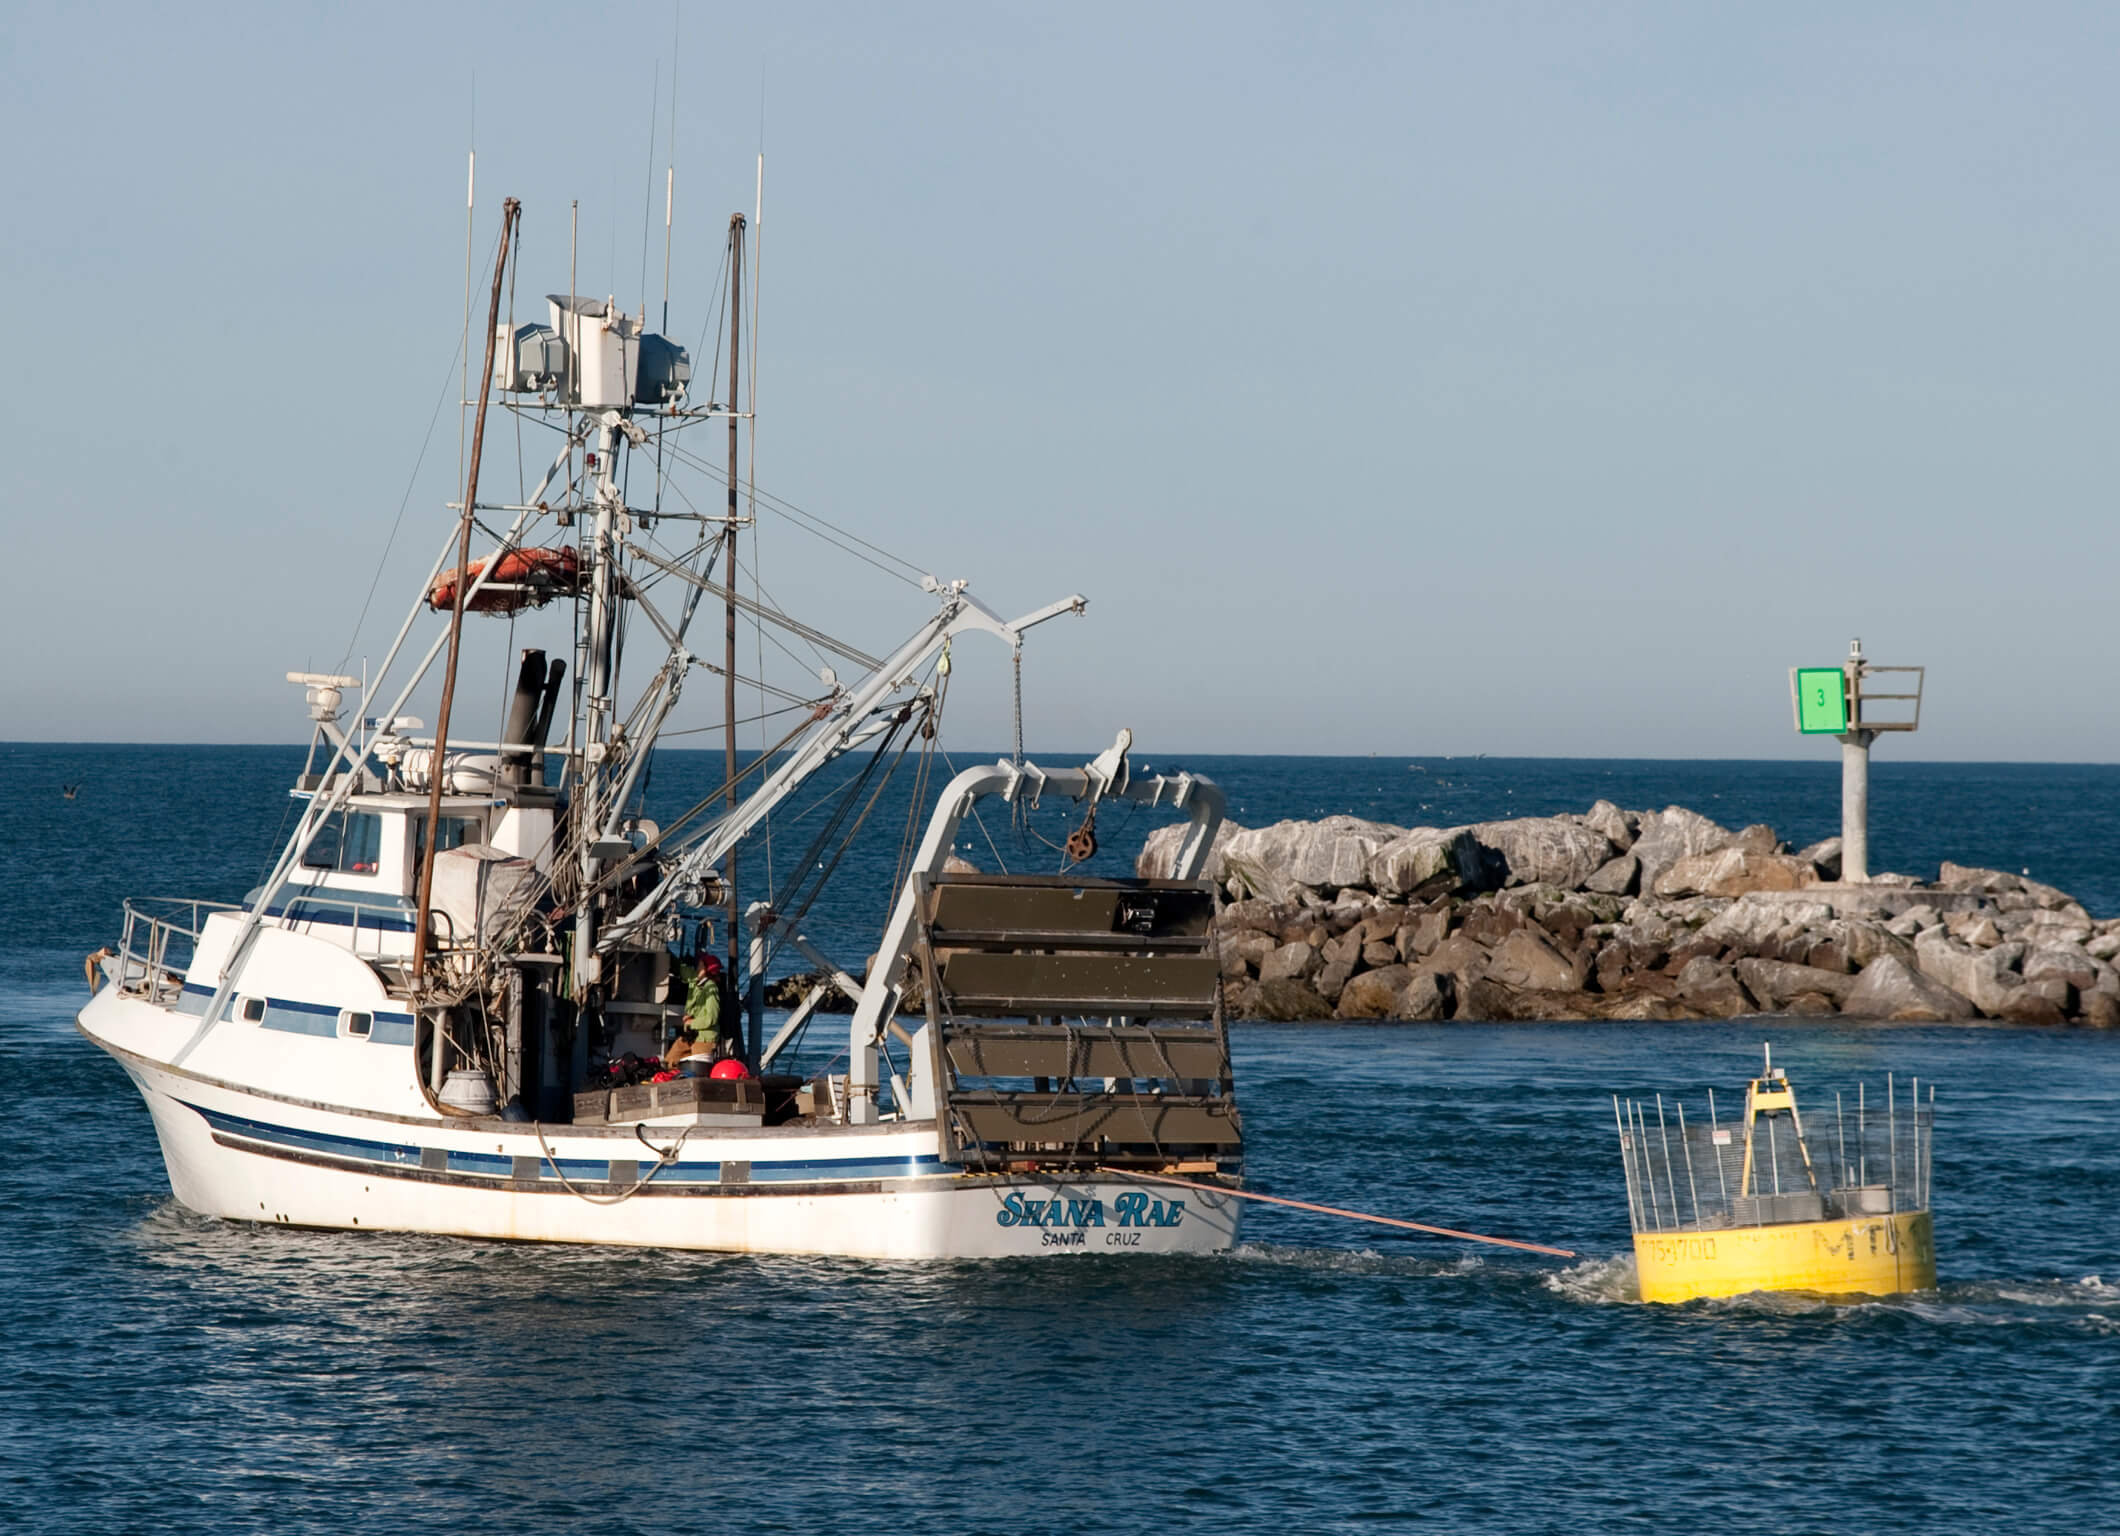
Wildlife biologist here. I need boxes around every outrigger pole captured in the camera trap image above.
[413,197,520,985]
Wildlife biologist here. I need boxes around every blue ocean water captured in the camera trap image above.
[3,745,2116,1533]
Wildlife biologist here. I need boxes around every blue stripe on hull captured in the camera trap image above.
[174,985,415,1043]
[189,1102,425,1168]
[178,1100,947,1187]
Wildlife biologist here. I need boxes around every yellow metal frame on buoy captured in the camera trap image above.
[1628,1050,1936,1303]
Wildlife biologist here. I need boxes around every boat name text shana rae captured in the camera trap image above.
[995,1192,1185,1230]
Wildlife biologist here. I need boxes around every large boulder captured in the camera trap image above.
[1219,898,1298,935]
[1842,956,1977,1021]
[1584,853,1640,895]
[1949,913,2006,948]
[1396,907,1452,959]
[1936,861,2012,893]
[1938,863,2083,914]
[2022,942,2105,993]
[1135,818,1246,881]
[1250,977,1335,1022]
[1466,817,1616,891]
[1628,807,1736,896]
[1395,971,1453,1021]
[1314,954,1357,1005]
[1368,827,1500,898]
[1912,931,2025,1016]
[1699,896,1834,957]
[1485,928,1584,992]
[1653,848,1818,899]
[1828,918,1917,973]
[2002,911,2094,949]
[1674,957,1757,1018]
[1728,823,1784,855]
[1584,800,1639,850]
[1220,816,1404,901]
[1460,979,1619,1021]
[1998,989,2070,1026]
[1258,940,1322,983]
[1734,957,1858,1009]
[1797,837,1843,881]
[1884,904,1946,939]
[1217,929,1277,978]
[1416,934,1492,987]
[1590,991,1701,1022]
[2001,987,2069,1025]
[1336,964,1417,1019]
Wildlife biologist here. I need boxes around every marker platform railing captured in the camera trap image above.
[1616,1080,1932,1236]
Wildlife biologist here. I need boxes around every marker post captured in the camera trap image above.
[1790,639,1923,883]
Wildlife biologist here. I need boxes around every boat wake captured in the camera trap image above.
[1228,1241,1492,1279]
[1543,1252,1639,1305]
[1541,1251,2119,1333]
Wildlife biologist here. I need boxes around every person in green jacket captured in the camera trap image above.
[683,952,726,1052]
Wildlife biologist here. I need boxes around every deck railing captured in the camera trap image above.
[114,897,238,1003]
[263,888,449,960]
[114,892,457,1003]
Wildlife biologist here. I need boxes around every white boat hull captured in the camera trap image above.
[87,1018,1241,1261]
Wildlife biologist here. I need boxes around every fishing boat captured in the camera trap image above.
[1613,1046,1936,1302]
[77,194,1243,1258]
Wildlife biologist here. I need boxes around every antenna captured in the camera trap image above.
[662,0,679,333]
[638,64,658,316]
[457,145,474,516]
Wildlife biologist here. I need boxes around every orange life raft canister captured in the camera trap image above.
[427,546,582,614]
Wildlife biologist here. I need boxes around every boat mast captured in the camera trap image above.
[723,211,746,1050]
[573,389,629,994]
[413,196,519,988]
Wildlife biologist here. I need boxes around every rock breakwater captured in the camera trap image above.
[1137,802,2120,1025]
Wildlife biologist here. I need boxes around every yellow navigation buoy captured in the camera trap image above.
[1615,1045,1936,1303]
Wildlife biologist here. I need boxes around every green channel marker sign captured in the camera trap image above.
[1795,667,1848,734]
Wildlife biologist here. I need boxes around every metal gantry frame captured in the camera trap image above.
[833,754,1227,1125]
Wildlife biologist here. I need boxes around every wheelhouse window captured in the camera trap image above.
[411,814,483,866]
[301,810,385,874]
[340,1010,373,1040]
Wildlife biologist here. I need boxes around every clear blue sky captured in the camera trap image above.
[5,2,2117,759]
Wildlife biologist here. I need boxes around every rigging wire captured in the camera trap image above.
[691,242,732,410]
[750,479,776,903]
[658,439,927,586]
[735,547,834,673]
[938,747,1013,877]
[887,657,949,907]
[759,707,919,972]
[656,697,820,738]
[333,328,470,676]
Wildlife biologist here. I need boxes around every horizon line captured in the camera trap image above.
[6,740,2120,769]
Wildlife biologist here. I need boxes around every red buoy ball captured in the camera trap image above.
[709,1058,751,1080]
